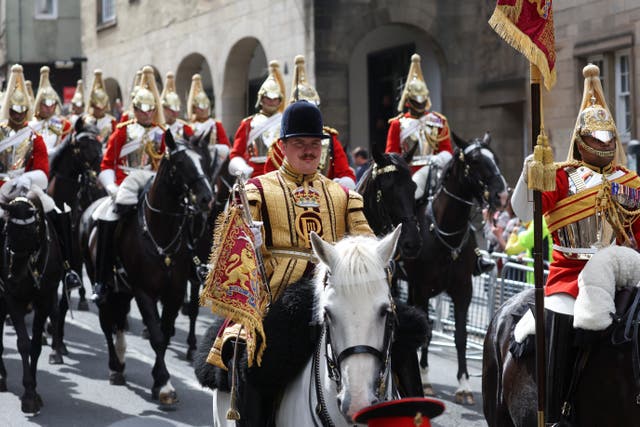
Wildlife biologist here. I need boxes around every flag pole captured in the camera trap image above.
[530,63,546,427]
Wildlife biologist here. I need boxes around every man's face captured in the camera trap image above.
[194,106,209,121]
[72,104,84,115]
[261,97,281,115]
[164,107,178,124]
[92,104,106,118]
[39,102,56,120]
[282,136,322,175]
[133,107,155,126]
[576,134,616,168]
[8,108,27,127]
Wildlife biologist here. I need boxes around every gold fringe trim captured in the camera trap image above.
[489,8,556,90]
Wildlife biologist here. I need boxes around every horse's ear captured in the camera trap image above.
[74,114,85,134]
[402,141,418,164]
[371,141,386,166]
[165,129,177,152]
[310,231,338,269]
[482,131,491,146]
[377,224,402,264]
[451,132,469,150]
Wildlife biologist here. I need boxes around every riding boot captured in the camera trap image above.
[473,247,496,276]
[91,219,118,305]
[47,210,83,290]
[545,309,575,426]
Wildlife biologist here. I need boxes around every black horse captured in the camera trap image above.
[0,193,64,414]
[47,116,104,349]
[79,131,213,406]
[406,133,506,403]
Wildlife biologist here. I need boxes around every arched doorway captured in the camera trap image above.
[349,24,444,151]
[221,37,267,134]
[104,77,122,119]
[176,53,213,118]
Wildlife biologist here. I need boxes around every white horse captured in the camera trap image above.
[213,225,402,426]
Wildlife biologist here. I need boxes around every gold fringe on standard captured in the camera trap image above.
[489,6,556,90]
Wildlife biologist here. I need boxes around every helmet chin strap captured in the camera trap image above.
[576,133,616,158]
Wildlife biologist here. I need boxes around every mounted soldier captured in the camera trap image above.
[187,73,230,160]
[0,64,82,291]
[92,65,167,304]
[264,55,356,189]
[119,69,142,124]
[229,61,285,179]
[30,66,72,158]
[85,69,117,144]
[68,79,85,126]
[510,64,640,425]
[161,71,193,142]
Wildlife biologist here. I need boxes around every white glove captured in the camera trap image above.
[511,154,535,222]
[249,221,263,248]
[98,169,118,199]
[106,183,119,199]
[214,144,230,159]
[12,174,31,191]
[432,151,453,168]
[522,153,535,184]
[229,156,254,180]
[333,176,356,190]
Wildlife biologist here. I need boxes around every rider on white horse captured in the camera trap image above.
[91,66,166,305]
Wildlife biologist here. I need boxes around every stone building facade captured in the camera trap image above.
[80,0,640,185]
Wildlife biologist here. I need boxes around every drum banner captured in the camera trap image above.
[489,0,556,90]
[200,205,267,367]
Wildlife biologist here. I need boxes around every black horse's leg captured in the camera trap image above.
[452,288,474,405]
[186,278,200,361]
[418,297,434,396]
[98,301,126,385]
[0,302,7,392]
[134,289,176,405]
[30,301,48,409]
[55,286,69,356]
[46,287,64,364]
[8,304,39,413]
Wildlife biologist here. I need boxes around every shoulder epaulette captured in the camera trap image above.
[242,115,254,124]
[116,119,135,129]
[322,126,339,136]
[387,113,403,124]
[430,111,448,122]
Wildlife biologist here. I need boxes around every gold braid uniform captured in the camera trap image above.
[246,159,373,300]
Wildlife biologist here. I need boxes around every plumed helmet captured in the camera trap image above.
[160,71,181,112]
[132,66,165,125]
[256,60,285,112]
[71,79,84,108]
[280,100,328,140]
[87,69,111,113]
[25,80,35,107]
[187,74,211,120]
[289,55,320,106]
[397,54,431,112]
[0,64,33,121]
[129,69,143,106]
[34,66,62,116]
[567,63,625,165]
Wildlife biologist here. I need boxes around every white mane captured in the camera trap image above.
[312,234,390,324]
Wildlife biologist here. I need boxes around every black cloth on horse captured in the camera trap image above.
[193,316,230,391]
[508,301,536,359]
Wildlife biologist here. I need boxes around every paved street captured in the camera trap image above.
[0,289,487,427]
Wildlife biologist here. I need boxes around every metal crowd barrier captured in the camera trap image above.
[426,251,549,358]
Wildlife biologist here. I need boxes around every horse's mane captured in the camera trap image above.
[312,234,389,324]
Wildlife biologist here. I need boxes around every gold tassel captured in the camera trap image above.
[528,129,556,191]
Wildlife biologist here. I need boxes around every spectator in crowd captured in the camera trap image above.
[352,146,371,184]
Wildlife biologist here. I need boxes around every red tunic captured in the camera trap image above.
[264,131,355,181]
[385,111,453,174]
[543,167,640,297]
[0,123,48,187]
[100,121,166,185]
[230,116,266,178]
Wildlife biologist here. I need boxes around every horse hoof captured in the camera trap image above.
[109,372,126,386]
[49,352,64,365]
[152,387,179,407]
[0,377,7,392]
[21,397,40,414]
[455,390,475,405]
[423,383,435,396]
[141,327,150,340]
[77,299,90,311]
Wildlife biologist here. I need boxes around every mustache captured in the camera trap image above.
[300,154,317,160]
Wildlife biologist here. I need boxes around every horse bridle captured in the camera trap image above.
[366,162,419,236]
[312,268,396,427]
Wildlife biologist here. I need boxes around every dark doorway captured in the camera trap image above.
[367,44,415,151]
[248,73,266,116]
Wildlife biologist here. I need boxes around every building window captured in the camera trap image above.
[616,50,632,142]
[97,0,116,28]
[35,0,57,20]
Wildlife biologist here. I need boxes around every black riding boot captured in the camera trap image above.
[91,219,118,306]
[545,310,575,426]
[473,247,495,276]
[47,210,82,290]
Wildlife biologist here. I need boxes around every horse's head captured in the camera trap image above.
[358,150,421,259]
[51,115,103,178]
[161,129,213,212]
[188,127,215,177]
[311,226,401,422]
[451,132,508,210]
